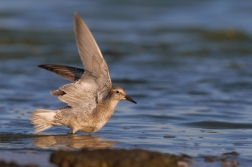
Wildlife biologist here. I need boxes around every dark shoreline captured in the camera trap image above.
[0,148,244,167]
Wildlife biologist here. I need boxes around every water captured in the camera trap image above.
[0,0,252,166]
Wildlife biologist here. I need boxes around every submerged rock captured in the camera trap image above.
[50,148,178,167]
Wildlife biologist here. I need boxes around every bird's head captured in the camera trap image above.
[109,86,137,104]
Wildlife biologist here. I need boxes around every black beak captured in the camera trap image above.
[125,95,137,104]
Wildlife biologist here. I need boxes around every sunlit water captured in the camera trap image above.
[0,0,252,166]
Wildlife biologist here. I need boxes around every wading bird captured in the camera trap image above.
[31,12,136,134]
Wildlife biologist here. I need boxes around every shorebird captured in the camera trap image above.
[31,12,136,134]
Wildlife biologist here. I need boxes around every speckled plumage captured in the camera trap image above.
[31,13,136,134]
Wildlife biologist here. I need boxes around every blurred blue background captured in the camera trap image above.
[0,0,252,166]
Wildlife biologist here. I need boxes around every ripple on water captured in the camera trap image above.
[183,121,252,129]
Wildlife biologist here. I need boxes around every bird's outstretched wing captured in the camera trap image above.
[38,64,84,82]
[54,12,112,111]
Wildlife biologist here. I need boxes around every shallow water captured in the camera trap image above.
[0,0,252,166]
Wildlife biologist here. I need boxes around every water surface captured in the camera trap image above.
[0,1,252,166]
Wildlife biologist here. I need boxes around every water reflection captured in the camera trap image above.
[33,134,115,150]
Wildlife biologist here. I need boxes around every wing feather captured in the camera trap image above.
[38,64,84,82]
[56,13,112,112]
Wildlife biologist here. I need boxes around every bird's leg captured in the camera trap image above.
[68,128,78,134]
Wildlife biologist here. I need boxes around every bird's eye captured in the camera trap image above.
[116,91,120,94]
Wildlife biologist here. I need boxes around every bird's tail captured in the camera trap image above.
[31,109,56,133]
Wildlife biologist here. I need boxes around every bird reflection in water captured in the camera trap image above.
[32,134,115,150]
